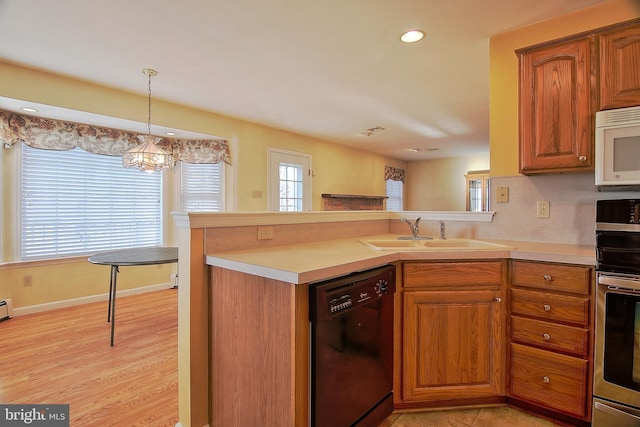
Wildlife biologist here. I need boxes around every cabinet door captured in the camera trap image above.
[403,290,505,402]
[518,36,595,174]
[599,21,640,110]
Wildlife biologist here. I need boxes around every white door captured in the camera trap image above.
[268,148,311,211]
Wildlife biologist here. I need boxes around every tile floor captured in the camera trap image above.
[380,406,565,427]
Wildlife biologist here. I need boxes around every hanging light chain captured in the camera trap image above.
[142,68,157,136]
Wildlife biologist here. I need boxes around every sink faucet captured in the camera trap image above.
[401,217,421,239]
[439,220,446,240]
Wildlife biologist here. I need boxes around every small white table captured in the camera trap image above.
[88,247,178,346]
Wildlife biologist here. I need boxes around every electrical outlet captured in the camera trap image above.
[23,275,33,287]
[536,201,550,218]
[496,186,509,203]
[257,226,274,240]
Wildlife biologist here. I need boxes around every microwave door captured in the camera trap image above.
[597,124,640,186]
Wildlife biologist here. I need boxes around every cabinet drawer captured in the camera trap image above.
[511,316,589,357]
[511,261,591,295]
[404,261,503,289]
[510,288,589,326]
[510,343,588,418]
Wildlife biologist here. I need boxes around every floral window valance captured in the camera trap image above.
[385,165,405,183]
[0,110,232,165]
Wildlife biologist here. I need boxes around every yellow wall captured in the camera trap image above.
[0,61,406,308]
[0,259,173,310]
[407,153,490,211]
[489,0,640,177]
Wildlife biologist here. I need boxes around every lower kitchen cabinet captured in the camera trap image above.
[400,261,507,404]
[511,343,588,416]
[509,260,594,421]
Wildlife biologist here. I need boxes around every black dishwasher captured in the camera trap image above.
[310,265,396,427]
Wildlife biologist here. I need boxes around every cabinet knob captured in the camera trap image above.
[494,297,502,303]
[578,155,587,162]
[543,333,551,341]
[543,304,551,312]
[543,274,552,281]
[542,376,550,384]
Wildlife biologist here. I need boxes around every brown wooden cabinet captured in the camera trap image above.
[599,20,640,110]
[400,261,507,404]
[509,260,593,421]
[517,19,640,175]
[517,35,596,174]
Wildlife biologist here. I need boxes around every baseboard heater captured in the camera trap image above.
[0,299,13,321]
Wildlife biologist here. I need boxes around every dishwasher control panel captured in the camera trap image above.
[310,265,396,322]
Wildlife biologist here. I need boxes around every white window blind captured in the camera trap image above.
[21,145,162,260]
[180,162,224,212]
[386,179,403,211]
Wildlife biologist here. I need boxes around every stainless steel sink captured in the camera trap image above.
[360,238,510,251]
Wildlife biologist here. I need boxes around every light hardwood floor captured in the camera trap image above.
[0,288,178,427]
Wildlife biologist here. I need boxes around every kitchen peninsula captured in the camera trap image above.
[173,211,595,427]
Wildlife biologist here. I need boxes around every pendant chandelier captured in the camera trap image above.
[123,68,175,172]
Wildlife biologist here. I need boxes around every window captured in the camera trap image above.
[465,170,490,212]
[278,162,304,211]
[386,179,403,211]
[268,149,311,211]
[180,162,224,212]
[21,145,162,260]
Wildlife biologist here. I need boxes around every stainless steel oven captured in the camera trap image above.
[593,199,640,426]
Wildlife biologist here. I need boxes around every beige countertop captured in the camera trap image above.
[206,234,595,284]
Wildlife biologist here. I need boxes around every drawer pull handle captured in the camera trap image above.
[543,333,550,341]
[494,297,502,303]
[543,304,551,312]
[543,274,552,281]
[542,376,550,384]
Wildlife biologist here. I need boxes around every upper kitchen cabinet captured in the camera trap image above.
[599,20,640,110]
[517,35,596,175]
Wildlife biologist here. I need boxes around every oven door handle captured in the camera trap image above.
[599,275,640,292]
[595,401,640,421]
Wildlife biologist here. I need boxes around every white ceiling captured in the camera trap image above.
[0,0,610,160]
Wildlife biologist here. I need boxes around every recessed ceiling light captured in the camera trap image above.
[165,132,176,136]
[21,107,38,113]
[400,30,425,43]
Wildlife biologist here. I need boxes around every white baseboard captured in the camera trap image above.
[12,282,174,317]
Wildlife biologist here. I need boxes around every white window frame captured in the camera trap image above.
[267,148,312,211]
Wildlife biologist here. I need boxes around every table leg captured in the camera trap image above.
[109,265,119,347]
[107,265,116,322]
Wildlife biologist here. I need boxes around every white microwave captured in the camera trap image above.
[595,105,640,188]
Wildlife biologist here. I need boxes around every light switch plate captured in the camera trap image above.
[496,186,509,203]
